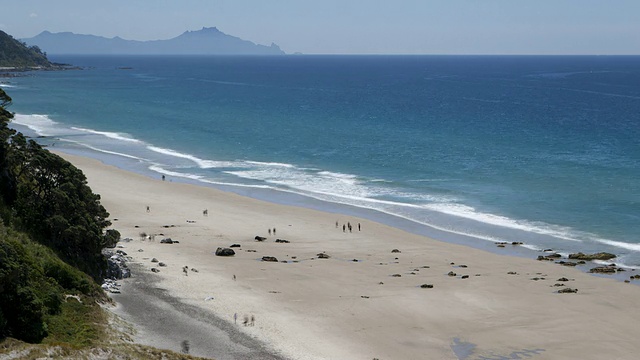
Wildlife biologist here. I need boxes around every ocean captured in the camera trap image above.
[3,55,639,268]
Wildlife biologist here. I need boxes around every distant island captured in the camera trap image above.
[22,27,286,55]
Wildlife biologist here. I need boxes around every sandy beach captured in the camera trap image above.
[58,152,640,360]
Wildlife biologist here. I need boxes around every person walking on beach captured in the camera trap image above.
[336,220,339,228]
[358,223,361,231]
[234,313,238,324]
[146,206,150,213]
[343,224,346,232]
[273,227,276,235]
[250,315,255,326]
[268,228,271,235]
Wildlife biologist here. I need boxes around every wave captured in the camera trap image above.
[12,114,60,136]
[147,146,238,169]
[148,164,204,181]
[0,83,16,88]
[71,127,142,143]
[424,203,585,243]
[61,139,149,161]
[595,239,640,252]
[244,160,295,168]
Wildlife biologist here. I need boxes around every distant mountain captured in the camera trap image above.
[0,30,53,68]
[22,27,285,55]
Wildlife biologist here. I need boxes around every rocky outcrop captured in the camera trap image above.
[103,249,131,280]
[215,247,236,256]
[589,265,618,274]
[317,253,330,259]
[262,256,278,262]
[275,239,290,243]
[255,236,266,242]
[537,253,561,261]
[160,238,175,244]
[568,252,616,261]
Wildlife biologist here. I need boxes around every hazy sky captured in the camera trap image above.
[2,0,639,55]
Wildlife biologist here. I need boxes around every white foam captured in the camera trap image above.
[0,83,16,88]
[71,127,142,143]
[424,203,584,243]
[147,146,237,168]
[595,239,640,252]
[244,160,295,168]
[61,139,148,161]
[11,114,60,136]
[148,164,204,181]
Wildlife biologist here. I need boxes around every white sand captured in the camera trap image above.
[60,152,640,360]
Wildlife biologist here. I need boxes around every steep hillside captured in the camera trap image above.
[0,30,52,68]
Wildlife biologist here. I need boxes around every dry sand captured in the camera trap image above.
[59,152,640,360]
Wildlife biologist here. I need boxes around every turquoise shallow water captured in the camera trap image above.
[3,55,640,266]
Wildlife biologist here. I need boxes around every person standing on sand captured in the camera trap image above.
[234,313,237,324]
[146,206,150,213]
[343,224,346,232]
[273,227,276,235]
[268,228,271,235]
[336,220,339,228]
[358,223,361,231]
[251,315,255,326]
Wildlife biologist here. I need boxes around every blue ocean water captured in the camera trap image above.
[3,55,640,267]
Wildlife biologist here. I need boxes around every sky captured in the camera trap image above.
[1,0,639,55]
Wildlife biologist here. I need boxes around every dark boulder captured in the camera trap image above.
[420,284,434,288]
[230,244,241,248]
[255,236,266,242]
[215,247,236,256]
[160,238,174,244]
[391,249,401,253]
[317,253,330,259]
[262,256,278,262]
[558,288,578,294]
[275,239,290,243]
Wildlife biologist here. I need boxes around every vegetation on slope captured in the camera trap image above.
[0,87,115,345]
[0,30,52,68]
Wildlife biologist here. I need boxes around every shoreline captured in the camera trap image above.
[57,151,640,359]
[50,145,637,281]
[7,115,638,270]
